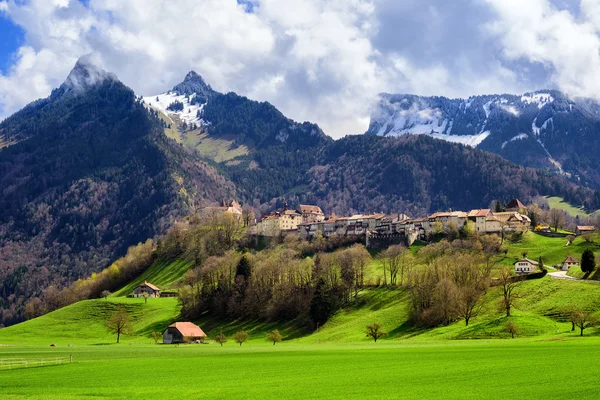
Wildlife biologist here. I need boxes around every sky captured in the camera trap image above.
[1,0,600,138]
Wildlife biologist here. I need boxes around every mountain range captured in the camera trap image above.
[0,56,599,325]
[367,91,600,189]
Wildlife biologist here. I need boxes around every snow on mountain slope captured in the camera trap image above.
[143,92,205,126]
[366,91,561,148]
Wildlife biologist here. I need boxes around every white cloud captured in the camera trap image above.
[2,0,600,136]
[484,0,600,99]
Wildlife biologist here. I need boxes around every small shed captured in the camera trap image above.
[514,258,539,274]
[163,322,206,344]
[561,256,579,271]
[576,226,596,236]
[133,281,160,298]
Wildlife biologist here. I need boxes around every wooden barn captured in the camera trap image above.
[133,281,160,298]
[163,322,206,344]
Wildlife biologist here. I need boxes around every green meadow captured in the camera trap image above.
[2,232,600,398]
[3,339,600,400]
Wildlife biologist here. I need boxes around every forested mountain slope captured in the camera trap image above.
[0,57,234,325]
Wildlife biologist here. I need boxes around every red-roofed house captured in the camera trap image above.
[163,322,206,344]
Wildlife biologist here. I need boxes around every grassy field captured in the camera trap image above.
[113,258,192,297]
[498,231,600,268]
[3,339,600,399]
[3,277,600,398]
[0,297,180,346]
[546,196,597,217]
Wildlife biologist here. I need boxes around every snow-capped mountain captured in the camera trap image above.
[142,71,217,127]
[366,90,600,189]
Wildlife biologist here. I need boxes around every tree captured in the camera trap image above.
[242,205,255,227]
[461,220,475,239]
[572,309,599,336]
[105,307,133,343]
[380,245,405,286]
[152,331,162,344]
[365,323,387,343]
[581,249,596,274]
[215,332,228,346]
[236,254,253,280]
[142,292,149,304]
[267,330,283,345]
[497,268,520,317]
[101,290,111,299]
[233,331,249,346]
[502,321,521,338]
[310,277,335,325]
[495,200,503,213]
[549,209,566,232]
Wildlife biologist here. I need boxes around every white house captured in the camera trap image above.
[561,256,579,271]
[514,259,539,274]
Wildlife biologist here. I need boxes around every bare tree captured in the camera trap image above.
[497,267,521,317]
[365,323,387,342]
[380,245,405,286]
[233,331,249,346]
[242,205,255,228]
[105,307,133,343]
[101,290,111,299]
[549,209,566,233]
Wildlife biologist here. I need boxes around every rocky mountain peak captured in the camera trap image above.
[171,70,216,100]
[59,54,117,95]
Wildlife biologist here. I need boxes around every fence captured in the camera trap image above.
[0,357,69,371]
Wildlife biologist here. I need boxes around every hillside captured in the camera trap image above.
[0,58,235,326]
[367,91,600,191]
[303,135,599,216]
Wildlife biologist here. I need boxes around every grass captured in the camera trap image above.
[546,196,597,217]
[113,258,192,297]
[499,231,600,268]
[3,337,600,398]
[0,297,180,346]
[4,277,600,398]
[183,129,252,162]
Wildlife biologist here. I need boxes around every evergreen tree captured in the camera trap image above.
[581,249,596,273]
[235,254,253,280]
[495,200,502,213]
[310,277,334,325]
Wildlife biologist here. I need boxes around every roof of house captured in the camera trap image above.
[577,226,596,231]
[564,255,578,264]
[514,258,539,266]
[141,281,160,291]
[468,209,491,217]
[167,322,206,338]
[506,198,526,210]
[299,205,324,214]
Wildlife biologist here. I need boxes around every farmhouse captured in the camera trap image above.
[576,226,596,236]
[561,256,579,271]
[133,281,160,298]
[163,322,206,344]
[514,259,539,274]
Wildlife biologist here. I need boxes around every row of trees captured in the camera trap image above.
[178,242,373,327]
